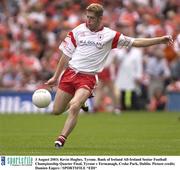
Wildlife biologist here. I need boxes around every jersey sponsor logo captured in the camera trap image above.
[79,40,104,49]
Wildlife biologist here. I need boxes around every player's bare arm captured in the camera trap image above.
[132,35,173,47]
[45,54,70,87]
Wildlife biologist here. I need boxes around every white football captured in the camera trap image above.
[32,89,52,108]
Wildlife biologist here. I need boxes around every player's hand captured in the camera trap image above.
[45,76,58,87]
[162,35,173,46]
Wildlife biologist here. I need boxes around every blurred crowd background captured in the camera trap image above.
[0,0,179,112]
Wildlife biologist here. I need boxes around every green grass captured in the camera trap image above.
[0,112,180,155]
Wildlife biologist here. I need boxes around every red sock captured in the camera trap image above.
[57,135,67,146]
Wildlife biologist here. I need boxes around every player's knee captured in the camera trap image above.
[68,101,81,115]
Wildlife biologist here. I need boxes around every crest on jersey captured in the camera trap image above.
[97,33,104,40]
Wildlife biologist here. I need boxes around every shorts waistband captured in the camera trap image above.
[68,66,97,76]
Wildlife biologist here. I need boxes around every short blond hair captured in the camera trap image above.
[86,3,104,17]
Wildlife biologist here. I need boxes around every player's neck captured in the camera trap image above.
[95,24,104,32]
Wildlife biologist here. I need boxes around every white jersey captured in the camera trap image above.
[59,23,134,73]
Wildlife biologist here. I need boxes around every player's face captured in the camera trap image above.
[86,11,102,31]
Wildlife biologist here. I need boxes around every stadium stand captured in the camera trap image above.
[0,0,179,112]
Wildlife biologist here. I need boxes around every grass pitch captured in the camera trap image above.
[0,112,180,155]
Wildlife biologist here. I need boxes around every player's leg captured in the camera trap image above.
[94,80,104,112]
[62,88,90,136]
[55,88,90,148]
[106,81,120,113]
[52,88,73,115]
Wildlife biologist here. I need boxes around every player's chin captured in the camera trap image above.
[87,24,94,30]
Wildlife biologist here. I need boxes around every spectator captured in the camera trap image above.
[171,34,180,80]
[167,34,180,92]
[147,87,167,111]
[115,47,143,110]
[0,0,179,96]
[145,46,171,100]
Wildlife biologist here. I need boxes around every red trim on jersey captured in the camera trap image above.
[68,32,77,47]
[112,32,121,49]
